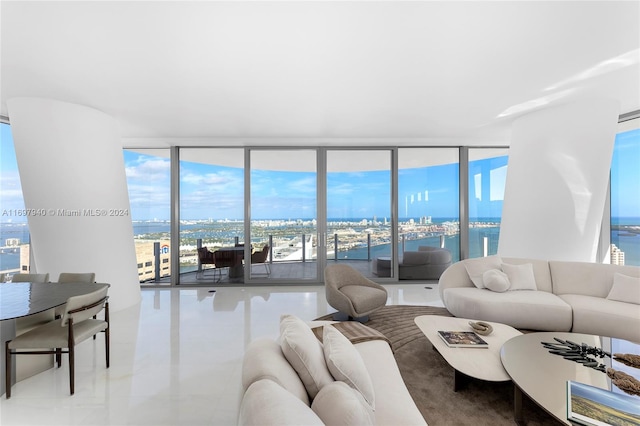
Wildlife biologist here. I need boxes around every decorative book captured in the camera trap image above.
[567,380,640,426]
[437,331,488,348]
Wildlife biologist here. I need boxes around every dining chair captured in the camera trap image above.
[54,273,96,318]
[10,273,50,283]
[57,272,96,283]
[5,284,110,398]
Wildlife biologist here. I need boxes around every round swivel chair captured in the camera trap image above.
[324,264,387,322]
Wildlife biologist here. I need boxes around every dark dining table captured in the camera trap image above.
[216,246,246,280]
[0,281,108,396]
[0,282,107,321]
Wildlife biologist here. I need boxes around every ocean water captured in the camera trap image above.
[2,219,639,273]
[612,230,640,266]
[333,229,499,263]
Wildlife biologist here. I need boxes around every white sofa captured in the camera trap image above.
[438,256,640,343]
[238,316,426,426]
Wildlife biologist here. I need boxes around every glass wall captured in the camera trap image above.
[249,149,317,281]
[124,149,172,284]
[0,123,31,279]
[179,148,244,284]
[398,148,460,263]
[118,121,634,286]
[326,150,392,276]
[468,148,508,258]
[610,124,640,267]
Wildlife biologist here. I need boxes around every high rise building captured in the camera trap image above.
[610,244,625,265]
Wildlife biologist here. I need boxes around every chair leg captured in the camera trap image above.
[105,302,110,368]
[105,327,110,369]
[69,344,74,395]
[56,348,62,367]
[5,341,11,399]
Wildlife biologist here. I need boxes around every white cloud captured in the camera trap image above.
[125,156,170,182]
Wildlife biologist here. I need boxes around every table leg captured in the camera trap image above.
[0,319,16,396]
[514,383,524,425]
[454,369,470,392]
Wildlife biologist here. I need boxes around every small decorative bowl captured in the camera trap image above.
[469,321,493,336]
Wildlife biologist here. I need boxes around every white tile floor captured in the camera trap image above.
[0,283,443,426]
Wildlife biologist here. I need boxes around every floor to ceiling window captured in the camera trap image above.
[0,123,31,279]
[468,148,508,258]
[121,117,640,287]
[398,148,460,266]
[124,149,171,284]
[249,149,317,281]
[326,149,392,277]
[179,148,244,284]
[610,122,640,267]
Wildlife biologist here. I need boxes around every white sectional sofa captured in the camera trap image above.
[238,315,426,426]
[438,256,640,343]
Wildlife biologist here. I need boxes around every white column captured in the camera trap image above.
[498,99,620,262]
[7,98,141,311]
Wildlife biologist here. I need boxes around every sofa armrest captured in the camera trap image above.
[437,261,474,301]
[355,340,427,425]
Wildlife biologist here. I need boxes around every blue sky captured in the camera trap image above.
[2,123,639,222]
[611,128,640,218]
[125,151,500,221]
[0,124,25,217]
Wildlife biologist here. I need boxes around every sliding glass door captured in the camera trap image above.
[179,148,244,284]
[398,148,460,266]
[248,149,318,282]
[326,149,393,278]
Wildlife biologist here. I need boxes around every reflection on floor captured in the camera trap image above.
[0,283,443,426]
[150,260,391,286]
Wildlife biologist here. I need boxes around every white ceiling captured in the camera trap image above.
[1,1,639,148]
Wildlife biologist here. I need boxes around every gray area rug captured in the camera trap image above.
[316,305,560,425]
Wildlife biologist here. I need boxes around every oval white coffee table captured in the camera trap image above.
[414,315,522,391]
[500,332,635,425]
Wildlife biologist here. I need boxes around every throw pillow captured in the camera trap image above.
[311,381,375,426]
[502,263,537,291]
[463,255,503,288]
[607,273,640,305]
[322,324,375,409]
[280,314,334,399]
[238,379,324,426]
[482,269,511,292]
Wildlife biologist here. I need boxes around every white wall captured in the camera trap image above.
[498,99,620,262]
[7,98,141,311]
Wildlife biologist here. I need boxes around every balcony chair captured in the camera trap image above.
[324,264,388,322]
[250,244,270,276]
[5,284,110,398]
[11,273,50,283]
[197,247,219,281]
